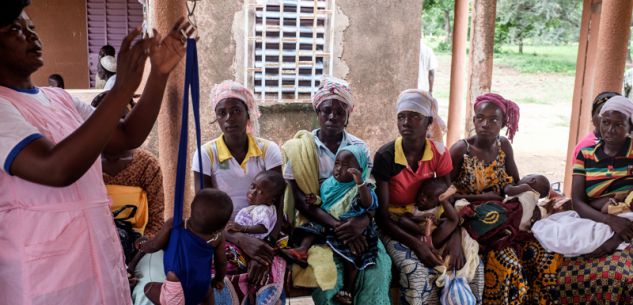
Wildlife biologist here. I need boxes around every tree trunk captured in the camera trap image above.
[444,10,452,44]
[465,0,497,134]
[519,39,523,54]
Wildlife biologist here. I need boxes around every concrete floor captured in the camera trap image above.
[287,297,315,305]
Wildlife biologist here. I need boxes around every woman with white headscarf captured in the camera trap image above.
[552,95,633,303]
[373,89,483,304]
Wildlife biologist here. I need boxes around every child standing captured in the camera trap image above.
[140,189,233,305]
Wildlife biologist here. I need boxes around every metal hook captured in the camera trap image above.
[186,0,201,40]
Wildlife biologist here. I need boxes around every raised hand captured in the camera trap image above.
[149,17,194,76]
[347,168,363,185]
[113,28,151,95]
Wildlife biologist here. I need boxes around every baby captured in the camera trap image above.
[226,170,286,239]
[395,178,459,251]
[140,189,233,305]
[283,146,378,305]
[503,174,554,231]
[224,170,286,305]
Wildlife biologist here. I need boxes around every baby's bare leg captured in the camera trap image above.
[144,282,163,305]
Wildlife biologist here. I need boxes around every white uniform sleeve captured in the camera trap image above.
[192,147,213,176]
[283,159,295,180]
[72,96,95,121]
[0,101,43,173]
[264,141,283,170]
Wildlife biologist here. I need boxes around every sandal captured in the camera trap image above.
[334,290,353,305]
[279,248,309,268]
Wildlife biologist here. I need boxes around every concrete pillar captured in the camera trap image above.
[593,0,633,95]
[563,0,602,195]
[154,0,187,219]
[464,0,497,134]
[336,0,422,151]
[446,0,470,147]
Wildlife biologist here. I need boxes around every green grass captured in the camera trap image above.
[494,44,578,75]
[428,38,579,75]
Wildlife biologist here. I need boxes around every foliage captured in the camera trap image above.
[421,0,455,43]
[496,0,582,51]
[422,0,582,51]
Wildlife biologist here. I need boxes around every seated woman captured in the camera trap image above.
[92,93,166,300]
[449,93,561,305]
[193,80,286,305]
[92,93,164,240]
[283,76,392,305]
[572,91,620,162]
[374,89,482,305]
[556,96,633,304]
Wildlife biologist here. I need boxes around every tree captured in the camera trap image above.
[496,0,581,53]
[423,0,454,44]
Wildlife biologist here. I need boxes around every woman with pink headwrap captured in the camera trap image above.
[191,80,286,305]
[449,93,561,305]
[282,76,392,305]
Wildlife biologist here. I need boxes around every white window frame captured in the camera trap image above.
[243,0,336,103]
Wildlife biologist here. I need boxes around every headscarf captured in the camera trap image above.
[210,80,260,135]
[0,0,29,27]
[312,76,354,112]
[396,89,446,143]
[592,92,620,116]
[473,93,520,142]
[320,145,370,212]
[100,56,117,73]
[599,96,633,126]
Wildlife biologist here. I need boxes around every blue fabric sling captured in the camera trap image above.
[162,38,212,305]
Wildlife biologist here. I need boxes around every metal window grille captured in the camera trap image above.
[245,0,334,103]
[86,0,143,87]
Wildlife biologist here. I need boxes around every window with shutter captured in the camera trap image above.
[245,0,334,103]
[86,0,143,87]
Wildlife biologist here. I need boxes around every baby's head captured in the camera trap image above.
[518,174,550,198]
[189,189,233,236]
[332,149,362,183]
[247,170,286,206]
[416,178,449,211]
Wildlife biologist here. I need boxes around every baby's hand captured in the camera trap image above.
[212,277,225,290]
[614,192,629,202]
[305,193,317,205]
[135,236,149,251]
[347,168,363,184]
[226,222,242,233]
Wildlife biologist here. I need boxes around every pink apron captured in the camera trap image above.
[0,87,131,305]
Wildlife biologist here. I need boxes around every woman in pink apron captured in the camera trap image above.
[0,2,192,304]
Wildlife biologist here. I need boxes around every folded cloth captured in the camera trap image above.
[282,130,320,226]
[532,210,633,257]
[291,245,337,290]
[435,229,480,287]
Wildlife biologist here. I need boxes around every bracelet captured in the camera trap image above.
[356,181,367,188]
